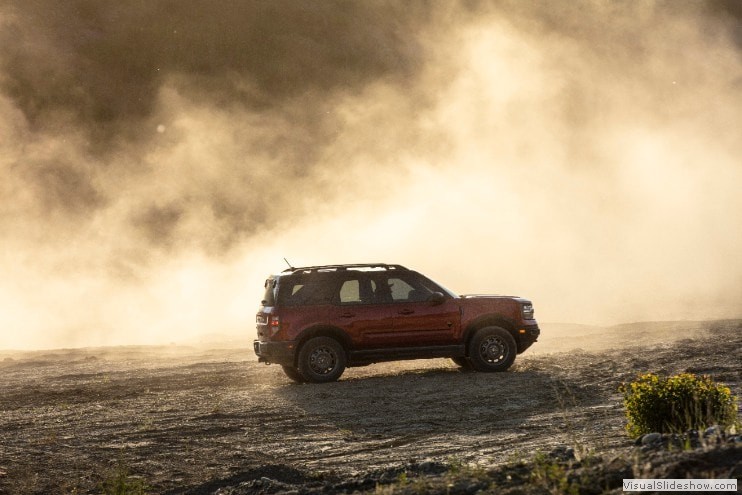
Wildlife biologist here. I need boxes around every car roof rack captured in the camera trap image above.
[282,263,408,273]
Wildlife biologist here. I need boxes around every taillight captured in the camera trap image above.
[269,316,281,335]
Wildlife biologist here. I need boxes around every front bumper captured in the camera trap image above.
[253,340,296,366]
[516,324,540,353]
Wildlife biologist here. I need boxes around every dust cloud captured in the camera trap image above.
[1,1,740,350]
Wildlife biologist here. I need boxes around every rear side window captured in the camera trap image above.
[337,277,377,305]
[262,278,277,306]
[338,279,361,304]
[277,274,337,306]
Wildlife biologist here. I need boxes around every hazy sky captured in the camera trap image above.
[1,1,741,349]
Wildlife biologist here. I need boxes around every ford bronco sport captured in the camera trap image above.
[254,263,539,383]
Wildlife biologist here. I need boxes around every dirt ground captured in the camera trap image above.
[0,320,740,494]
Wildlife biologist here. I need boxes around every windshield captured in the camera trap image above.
[411,271,458,298]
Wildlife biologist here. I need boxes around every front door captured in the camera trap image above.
[376,272,460,346]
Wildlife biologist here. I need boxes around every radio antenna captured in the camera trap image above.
[283,257,294,270]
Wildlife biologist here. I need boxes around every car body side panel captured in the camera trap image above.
[257,304,332,342]
[457,296,522,331]
[391,299,460,346]
[330,303,395,348]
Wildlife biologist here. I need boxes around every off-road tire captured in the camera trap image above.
[468,326,516,372]
[281,365,306,383]
[451,357,473,370]
[297,336,346,383]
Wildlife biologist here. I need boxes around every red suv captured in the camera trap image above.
[254,264,539,383]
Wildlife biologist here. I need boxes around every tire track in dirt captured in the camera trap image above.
[0,320,740,494]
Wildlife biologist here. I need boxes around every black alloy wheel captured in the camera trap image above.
[468,326,516,372]
[297,336,347,383]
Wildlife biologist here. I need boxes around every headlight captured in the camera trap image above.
[521,303,534,319]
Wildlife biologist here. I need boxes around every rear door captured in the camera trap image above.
[332,274,396,348]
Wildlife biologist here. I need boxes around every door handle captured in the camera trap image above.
[340,312,355,318]
[398,309,414,315]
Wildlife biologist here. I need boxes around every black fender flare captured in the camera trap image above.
[463,315,519,353]
[293,325,352,366]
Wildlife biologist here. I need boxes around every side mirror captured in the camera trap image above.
[429,292,445,305]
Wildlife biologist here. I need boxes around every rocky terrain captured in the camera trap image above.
[0,320,740,494]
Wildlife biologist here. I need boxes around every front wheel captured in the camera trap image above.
[297,336,346,383]
[468,326,516,372]
[451,356,473,370]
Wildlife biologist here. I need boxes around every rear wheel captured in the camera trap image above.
[281,365,306,383]
[297,336,346,383]
[468,326,516,372]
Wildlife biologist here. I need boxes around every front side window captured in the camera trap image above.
[388,277,419,301]
[391,276,431,302]
[373,273,436,303]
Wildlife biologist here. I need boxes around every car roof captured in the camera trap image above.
[280,263,409,275]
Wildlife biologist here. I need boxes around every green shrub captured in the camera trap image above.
[100,465,147,495]
[620,372,738,438]
[530,451,578,495]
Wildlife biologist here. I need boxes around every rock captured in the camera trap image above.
[640,432,662,446]
[378,470,398,483]
[703,425,722,438]
[418,459,446,475]
[666,434,685,450]
[448,478,484,495]
[549,445,575,461]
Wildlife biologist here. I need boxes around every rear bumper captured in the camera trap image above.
[516,324,540,353]
[253,340,296,366]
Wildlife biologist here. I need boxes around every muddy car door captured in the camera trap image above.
[333,274,396,348]
[379,273,460,346]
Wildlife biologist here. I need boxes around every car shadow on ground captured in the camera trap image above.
[272,364,606,438]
